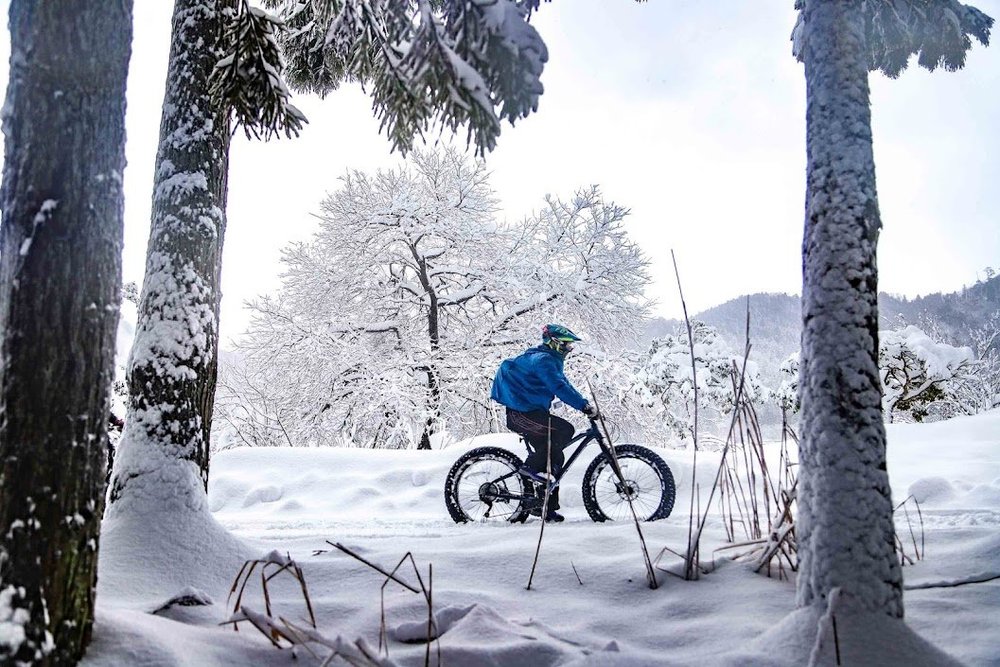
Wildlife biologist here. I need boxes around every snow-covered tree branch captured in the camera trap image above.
[262,0,549,153]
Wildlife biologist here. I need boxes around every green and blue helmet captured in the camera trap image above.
[542,324,582,356]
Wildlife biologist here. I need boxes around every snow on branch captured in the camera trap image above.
[792,0,994,77]
[267,0,549,154]
[212,0,308,140]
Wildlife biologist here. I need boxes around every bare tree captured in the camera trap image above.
[0,1,132,663]
[792,0,992,619]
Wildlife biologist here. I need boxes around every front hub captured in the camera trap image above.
[615,479,638,499]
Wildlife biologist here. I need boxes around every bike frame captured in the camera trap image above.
[552,420,608,488]
[493,419,611,501]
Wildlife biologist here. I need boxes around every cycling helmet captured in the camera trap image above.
[541,324,582,356]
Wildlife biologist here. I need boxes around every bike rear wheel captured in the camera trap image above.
[582,444,675,522]
[444,446,530,524]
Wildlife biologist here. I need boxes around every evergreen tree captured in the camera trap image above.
[792,0,991,625]
[0,1,132,663]
[108,0,302,517]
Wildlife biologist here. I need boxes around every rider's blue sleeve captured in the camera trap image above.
[539,357,588,411]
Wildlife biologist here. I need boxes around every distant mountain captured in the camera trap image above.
[643,274,1000,384]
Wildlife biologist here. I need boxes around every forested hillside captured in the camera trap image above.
[644,272,1000,382]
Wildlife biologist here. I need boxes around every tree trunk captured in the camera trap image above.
[0,2,132,663]
[108,0,234,514]
[797,1,903,618]
[417,255,441,450]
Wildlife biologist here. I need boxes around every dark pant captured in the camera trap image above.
[506,408,575,510]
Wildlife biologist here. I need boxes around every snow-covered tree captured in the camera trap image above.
[880,325,975,422]
[0,3,131,663]
[919,311,1000,417]
[772,352,800,414]
[109,0,304,519]
[630,322,761,447]
[791,0,992,626]
[228,151,649,449]
[957,312,1000,413]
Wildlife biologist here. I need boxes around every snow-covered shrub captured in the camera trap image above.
[772,352,800,414]
[879,325,975,423]
[630,322,762,447]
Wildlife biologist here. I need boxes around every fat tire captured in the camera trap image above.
[444,446,529,524]
[582,444,676,522]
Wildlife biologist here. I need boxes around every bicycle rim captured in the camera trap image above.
[591,457,664,521]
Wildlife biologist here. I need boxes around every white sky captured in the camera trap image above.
[1,1,998,346]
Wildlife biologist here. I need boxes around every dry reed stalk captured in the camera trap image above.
[222,554,397,664]
[316,541,419,592]
[671,250,701,582]
[685,305,752,577]
[312,542,439,665]
[583,381,658,588]
[714,380,800,578]
[526,423,554,590]
[226,552,317,633]
[571,561,584,586]
[892,495,927,564]
[596,402,659,589]
[652,545,713,578]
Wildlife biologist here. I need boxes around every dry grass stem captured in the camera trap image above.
[671,250,701,582]
[892,495,926,564]
[571,561,584,585]
[527,423,555,590]
[685,302,753,579]
[310,543,440,665]
[588,383,659,589]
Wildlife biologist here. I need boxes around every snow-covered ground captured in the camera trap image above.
[85,412,1000,666]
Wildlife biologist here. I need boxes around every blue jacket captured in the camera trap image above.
[490,345,588,413]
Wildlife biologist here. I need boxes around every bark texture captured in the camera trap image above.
[797,1,903,618]
[0,1,132,663]
[108,0,234,515]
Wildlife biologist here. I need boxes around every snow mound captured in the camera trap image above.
[908,477,955,504]
[241,484,284,508]
[152,587,214,613]
[427,603,587,666]
[964,480,1000,507]
[98,508,253,608]
[392,603,476,642]
[150,587,218,626]
[85,607,268,667]
[731,604,963,667]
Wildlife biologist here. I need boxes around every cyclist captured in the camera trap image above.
[490,324,600,522]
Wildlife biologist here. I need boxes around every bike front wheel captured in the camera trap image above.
[582,444,675,522]
[444,446,530,524]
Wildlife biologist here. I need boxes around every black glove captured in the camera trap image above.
[582,403,600,421]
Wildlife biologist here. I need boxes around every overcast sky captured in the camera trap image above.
[1,1,998,345]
